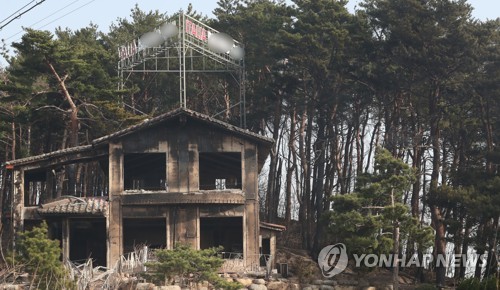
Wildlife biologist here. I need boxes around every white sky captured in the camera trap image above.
[0,0,498,67]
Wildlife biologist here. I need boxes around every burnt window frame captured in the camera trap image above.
[123,153,167,191]
[198,152,242,190]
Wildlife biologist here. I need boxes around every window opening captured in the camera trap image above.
[124,153,166,190]
[199,152,241,190]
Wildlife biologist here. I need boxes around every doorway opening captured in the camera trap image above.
[123,218,166,253]
[200,217,243,255]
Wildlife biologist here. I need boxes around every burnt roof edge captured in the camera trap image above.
[3,108,273,168]
[92,108,274,146]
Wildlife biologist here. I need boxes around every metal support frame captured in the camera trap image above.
[117,12,246,127]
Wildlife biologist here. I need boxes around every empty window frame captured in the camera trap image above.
[123,218,166,253]
[124,153,166,191]
[24,170,47,206]
[199,152,242,190]
[200,217,243,255]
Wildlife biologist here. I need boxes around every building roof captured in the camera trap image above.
[260,221,286,232]
[92,107,274,146]
[5,108,273,167]
[38,196,108,216]
[5,145,94,166]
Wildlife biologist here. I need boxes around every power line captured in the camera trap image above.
[0,0,36,25]
[3,0,83,42]
[0,0,46,31]
[28,0,83,30]
[37,0,96,30]
[3,0,96,43]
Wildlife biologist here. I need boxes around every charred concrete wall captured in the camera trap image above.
[108,117,261,268]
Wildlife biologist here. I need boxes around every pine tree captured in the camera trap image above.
[9,222,74,290]
[328,148,433,287]
[143,244,241,289]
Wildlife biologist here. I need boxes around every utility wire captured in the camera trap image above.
[0,0,46,31]
[37,0,96,30]
[3,0,93,42]
[3,0,82,41]
[26,0,82,31]
[0,0,36,25]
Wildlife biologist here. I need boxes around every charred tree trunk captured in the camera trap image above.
[285,109,297,224]
[266,94,282,222]
[46,61,79,197]
[299,106,313,250]
[312,106,327,254]
[429,84,447,287]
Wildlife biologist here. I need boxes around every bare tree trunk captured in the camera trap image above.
[298,108,308,248]
[429,85,446,287]
[11,122,15,160]
[340,124,352,195]
[312,106,327,254]
[299,106,313,250]
[365,118,381,173]
[285,109,297,224]
[265,94,282,222]
[411,116,423,218]
[46,60,79,197]
[46,61,78,148]
[459,221,471,279]
[485,217,499,278]
[392,188,400,290]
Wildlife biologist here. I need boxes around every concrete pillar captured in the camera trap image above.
[107,142,124,268]
[270,234,276,270]
[245,200,259,271]
[175,207,197,248]
[243,143,260,270]
[12,169,24,246]
[62,218,70,261]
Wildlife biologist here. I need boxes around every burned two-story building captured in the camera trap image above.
[1,108,282,270]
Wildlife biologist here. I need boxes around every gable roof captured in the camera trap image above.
[5,108,273,167]
[92,107,273,146]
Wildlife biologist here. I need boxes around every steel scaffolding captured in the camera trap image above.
[117,12,246,128]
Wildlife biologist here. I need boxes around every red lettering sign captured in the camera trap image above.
[119,40,138,60]
[185,19,207,41]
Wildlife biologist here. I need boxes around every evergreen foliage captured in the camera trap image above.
[0,1,498,286]
[327,148,433,256]
[457,276,499,290]
[142,244,241,290]
[8,222,74,290]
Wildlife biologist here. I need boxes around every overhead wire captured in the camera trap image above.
[3,0,96,42]
[0,0,46,31]
[37,0,96,30]
[25,0,83,31]
[0,0,36,25]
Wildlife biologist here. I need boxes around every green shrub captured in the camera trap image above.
[482,276,500,290]
[143,244,241,290]
[457,276,499,290]
[293,258,317,283]
[8,221,74,290]
[415,283,438,290]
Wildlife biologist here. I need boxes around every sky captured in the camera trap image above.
[1,0,498,67]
